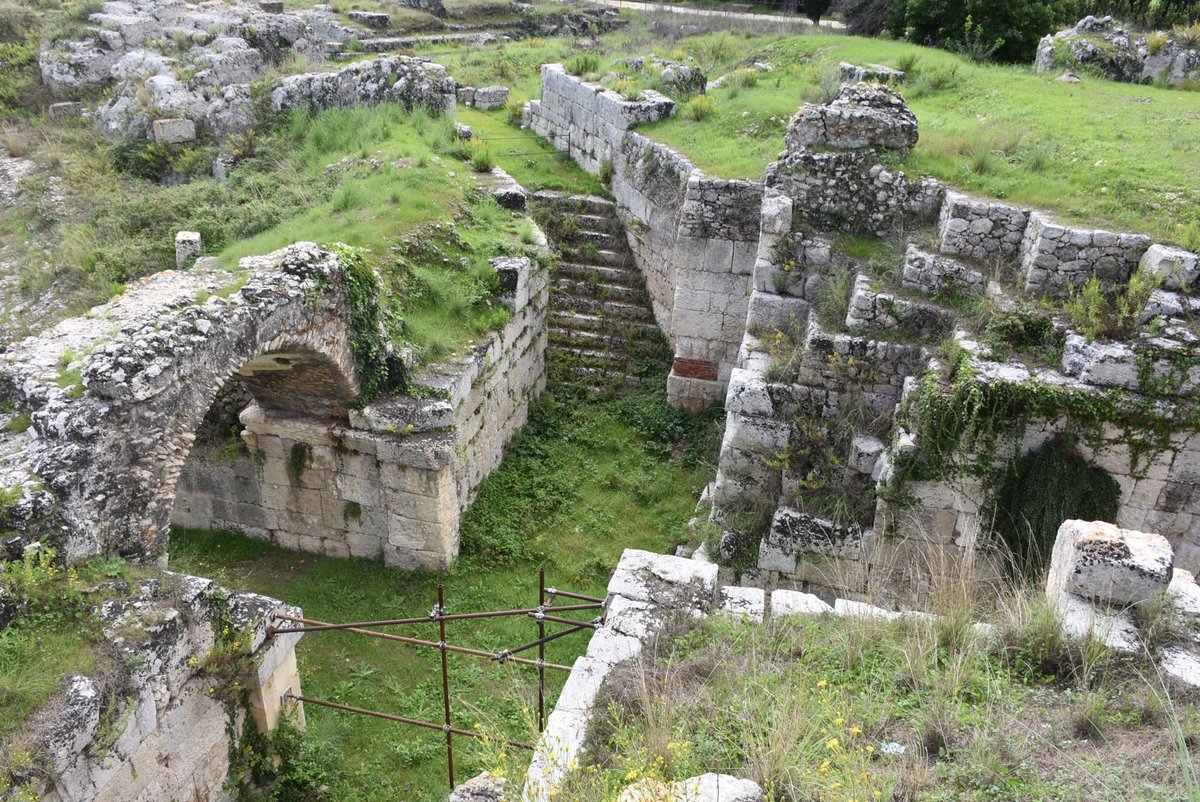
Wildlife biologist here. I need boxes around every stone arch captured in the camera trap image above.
[3,243,360,562]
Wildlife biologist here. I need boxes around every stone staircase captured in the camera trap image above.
[530,191,669,397]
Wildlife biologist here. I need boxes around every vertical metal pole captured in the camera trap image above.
[438,584,455,790]
[538,568,546,733]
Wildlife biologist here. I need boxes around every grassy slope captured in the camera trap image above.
[169,384,720,801]
[636,32,1200,248]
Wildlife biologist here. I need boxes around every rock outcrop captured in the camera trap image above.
[1035,15,1200,87]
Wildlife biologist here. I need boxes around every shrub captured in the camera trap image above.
[990,435,1120,580]
[846,0,895,36]
[893,51,922,75]
[730,68,760,89]
[611,78,643,101]
[1174,22,1200,48]
[566,53,599,76]
[503,94,525,124]
[598,158,614,187]
[682,94,716,122]
[470,145,494,173]
[1147,31,1172,54]
[1064,267,1161,341]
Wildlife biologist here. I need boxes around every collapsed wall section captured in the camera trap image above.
[172,253,549,570]
[529,65,761,410]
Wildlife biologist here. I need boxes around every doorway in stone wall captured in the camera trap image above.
[990,434,1120,580]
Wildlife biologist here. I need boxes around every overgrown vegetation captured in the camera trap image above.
[490,598,1200,800]
[991,435,1121,579]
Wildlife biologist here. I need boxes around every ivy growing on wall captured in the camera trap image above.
[893,342,1200,496]
[990,435,1120,580]
[323,243,408,403]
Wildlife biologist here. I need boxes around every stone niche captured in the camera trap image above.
[172,254,549,569]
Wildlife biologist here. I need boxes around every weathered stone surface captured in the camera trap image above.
[837,61,905,84]
[784,83,918,152]
[448,772,507,801]
[1060,334,1139,390]
[1141,244,1200,291]
[151,117,196,144]
[1036,16,1200,87]
[770,588,833,616]
[347,10,389,27]
[471,85,510,110]
[901,245,986,297]
[718,585,764,622]
[1046,519,1173,607]
[1020,212,1150,296]
[174,230,201,270]
[766,507,867,562]
[619,774,764,802]
[607,548,718,609]
[937,190,1029,263]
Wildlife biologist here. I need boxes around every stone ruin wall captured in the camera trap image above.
[172,251,549,570]
[529,65,762,411]
[707,84,1200,609]
[21,573,303,802]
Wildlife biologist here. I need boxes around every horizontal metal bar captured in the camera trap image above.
[530,612,602,629]
[546,588,606,603]
[270,614,575,671]
[269,603,603,633]
[292,693,534,750]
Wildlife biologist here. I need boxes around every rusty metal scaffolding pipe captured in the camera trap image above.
[267,603,603,635]
[269,614,575,671]
[289,693,534,750]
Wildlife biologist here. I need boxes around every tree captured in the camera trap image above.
[846,0,895,36]
[884,0,1074,63]
[804,0,834,24]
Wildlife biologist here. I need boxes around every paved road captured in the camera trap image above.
[578,0,846,28]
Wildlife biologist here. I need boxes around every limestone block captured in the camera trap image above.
[585,628,642,667]
[620,774,764,802]
[767,507,867,560]
[259,0,284,11]
[348,10,389,26]
[493,255,530,312]
[1055,593,1140,653]
[152,117,197,144]
[770,588,834,617]
[1159,646,1200,688]
[1046,519,1173,607]
[1060,334,1139,389]
[718,586,765,622]
[607,548,718,610]
[473,85,510,111]
[834,598,901,621]
[1141,244,1200,290]
[175,231,201,270]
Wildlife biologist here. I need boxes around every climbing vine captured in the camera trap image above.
[323,243,407,403]
[893,343,1200,495]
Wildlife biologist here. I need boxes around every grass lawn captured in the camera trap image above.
[427,20,1200,250]
[638,32,1200,249]
[169,381,722,801]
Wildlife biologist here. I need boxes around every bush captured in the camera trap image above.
[503,94,525,124]
[470,145,494,173]
[1147,31,1172,54]
[611,78,643,101]
[1064,267,1161,341]
[566,53,599,77]
[682,94,716,122]
[1175,22,1200,48]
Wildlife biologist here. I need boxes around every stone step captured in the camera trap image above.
[551,363,645,388]
[556,261,644,287]
[555,295,658,321]
[554,278,648,305]
[550,311,662,337]
[530,191,616,217]
[559,229,622,250]
[572,213,623,234]
[560,247,630,268]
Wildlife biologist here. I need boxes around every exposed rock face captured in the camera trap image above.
[784,83,918,152]
[837,61,905,84]
[96,53,456,141]
[1035,15,1200,87]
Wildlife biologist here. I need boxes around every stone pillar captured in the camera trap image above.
[176,231,202,270]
